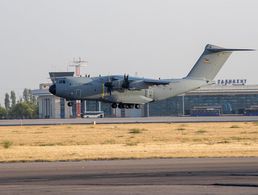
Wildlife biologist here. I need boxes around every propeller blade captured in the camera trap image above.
[104,80,113,96]
[122,74,130,89]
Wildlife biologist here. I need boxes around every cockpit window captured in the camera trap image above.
[58,80,66,84]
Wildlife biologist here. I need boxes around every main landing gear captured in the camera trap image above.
[111,103,141,109]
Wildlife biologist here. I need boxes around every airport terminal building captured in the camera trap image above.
[149,83,258,116]
[32,79,258,118]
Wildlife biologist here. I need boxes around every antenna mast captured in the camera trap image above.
[69,57,88,77]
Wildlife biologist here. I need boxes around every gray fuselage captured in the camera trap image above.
[52,75,208,104]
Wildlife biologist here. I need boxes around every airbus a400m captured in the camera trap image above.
[49,44,253,109]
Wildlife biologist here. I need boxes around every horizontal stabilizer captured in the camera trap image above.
[207,46,255,52]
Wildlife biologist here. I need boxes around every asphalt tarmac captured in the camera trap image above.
[1,116,258,126]
[0,158,258,194]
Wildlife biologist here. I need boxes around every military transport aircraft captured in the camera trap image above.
[49,44,253,109]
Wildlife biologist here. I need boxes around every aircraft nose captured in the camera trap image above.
[49,84,56,95]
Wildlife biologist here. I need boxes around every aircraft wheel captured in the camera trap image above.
[125,104,130,109]
[118,103,123,109]
[135,104,140,109]
[111,103,117,108]
[67,102,73,107]
[128,104,134,109]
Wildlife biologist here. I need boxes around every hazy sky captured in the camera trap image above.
[0,0,257,104]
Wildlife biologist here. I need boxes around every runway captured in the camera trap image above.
[0,158,258,194]
[1,116,258,126]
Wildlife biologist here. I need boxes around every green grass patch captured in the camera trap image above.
[32,131,44,134]
[230,125,240,128]
[125,141,139,146]
[193,138,202,142]
[39,143,56,146]
[102,139,116,144]
[129,128,143,134]
[195,129,207,134]
[229,136,251,141]
[176,128,186,131]
[11,130,20,133]
[217,140,231,144]
[253,122,258,126]
[41,126,50,129]
[2,140,13,149]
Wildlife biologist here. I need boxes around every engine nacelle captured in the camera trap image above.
[111,80,124,90]
[128,80,148,90]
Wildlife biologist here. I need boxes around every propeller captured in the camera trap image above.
[122,74,130,89]
[104,74,130,96]
[104,77,113,95]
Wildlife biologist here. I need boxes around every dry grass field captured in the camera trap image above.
[0,122,258,162]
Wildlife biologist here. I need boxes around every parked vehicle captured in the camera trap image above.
[81,111,104,118]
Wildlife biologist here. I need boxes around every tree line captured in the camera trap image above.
[0,89,38,119]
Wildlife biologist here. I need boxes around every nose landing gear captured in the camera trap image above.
[67,101,74,107]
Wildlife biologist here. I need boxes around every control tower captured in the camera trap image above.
[69,58,88,117]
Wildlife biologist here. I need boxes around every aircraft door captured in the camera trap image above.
[75,89,81,98]
[145,89,153,99]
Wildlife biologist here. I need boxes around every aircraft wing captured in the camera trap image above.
[129,79,170,90]
[142,78,170,85]
[110,75,170,90]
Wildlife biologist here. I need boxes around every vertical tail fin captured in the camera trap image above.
[186,44,254,81]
